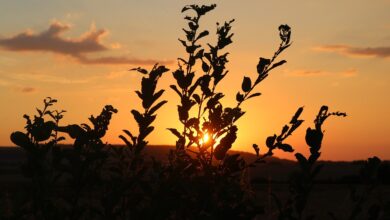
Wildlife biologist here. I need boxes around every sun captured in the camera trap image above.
[199,132,210,145]
[203,133,210,143]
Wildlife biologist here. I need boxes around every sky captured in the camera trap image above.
[0,0,389,161]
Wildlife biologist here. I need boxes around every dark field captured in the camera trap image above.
[1,146,389,220]
[2,146,388,184]
[254,184,390,220]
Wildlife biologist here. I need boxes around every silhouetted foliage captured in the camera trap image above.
[3,3,388,220]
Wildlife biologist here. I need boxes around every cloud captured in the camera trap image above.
[7,72,96,84]
[76,55,172,65]
[287,69,326,77]
[19,87,36,93]
[0,21,173,65]
[286,68,358,78]
[313,45,390,58]
[0,21,107,55]
[106,70,129,79]
[0,77,38,93]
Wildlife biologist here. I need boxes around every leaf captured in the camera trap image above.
[266,134,277,149]
[178,58,187,64]
[196,30,209,41]
[119,135,133,148]
[186,118,199,128]
[305,127,323,152]
[183,28,194,41]
[199,75,212,96]
[181,5,191,13]
[36,108,43,116]
[276,143,294,152]
[247,92,261,99]
[257,58,271,74]
[288,119,303,135]
[184,15,195,22]
[178,105,189,122]
[290,106,304,124]
[33,121,56,142]
[170,85,182,97]
[152,89,165,104]
[167,128,182,139]
[204,52,212,62]
[188,22,198,31]
[129,67,148,74]
[173,69,186,89]
[46,111,55,120]
[186,44,200,53]
[148,100,168,115]
[10,131,31,148]
[184,72,195,88]
[202,61,210,72]
[236,92,244,102]
[57,124,84,139]
[214,126,237,160]
[143,114,157,127]
[281,125,289,136]
[188,79,199,96]
[268,60,287,72]
[241,76,252,92]
[139,126,154,140]
[195,49,204,59]
[135,91,143,100]
[131,110,143,125]
[193,94,201,104]
[178,39,187,48]
[206,93,224,109]
[123,129,135,140]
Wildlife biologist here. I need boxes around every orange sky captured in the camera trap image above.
[0,0,389,161]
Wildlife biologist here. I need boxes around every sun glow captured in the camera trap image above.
[199,133,210,145]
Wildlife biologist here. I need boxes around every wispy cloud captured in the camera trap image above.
[313,45,390,58]
[0,77,38,93]
[18,87,37,93]
[6,72,96,84]
[76,55,172,65]
[0,21,173,65]
[106,70,129,79]
[286,68,358,78]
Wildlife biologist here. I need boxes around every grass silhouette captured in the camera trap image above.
[3,3,389,220]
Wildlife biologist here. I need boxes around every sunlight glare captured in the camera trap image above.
[199,133,210,145]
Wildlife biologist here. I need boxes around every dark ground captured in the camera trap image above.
[1,146,389,219]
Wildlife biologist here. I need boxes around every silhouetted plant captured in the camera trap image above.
[6,3,388,220]
[55,105,117,219]
[272,106,347,220]
[10,97,66,219]
[158,4,296,218]
[100,65,168,219]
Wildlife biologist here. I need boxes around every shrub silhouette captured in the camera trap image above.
[5,3,388,220]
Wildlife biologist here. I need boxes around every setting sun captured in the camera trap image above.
[199,133,210,145]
